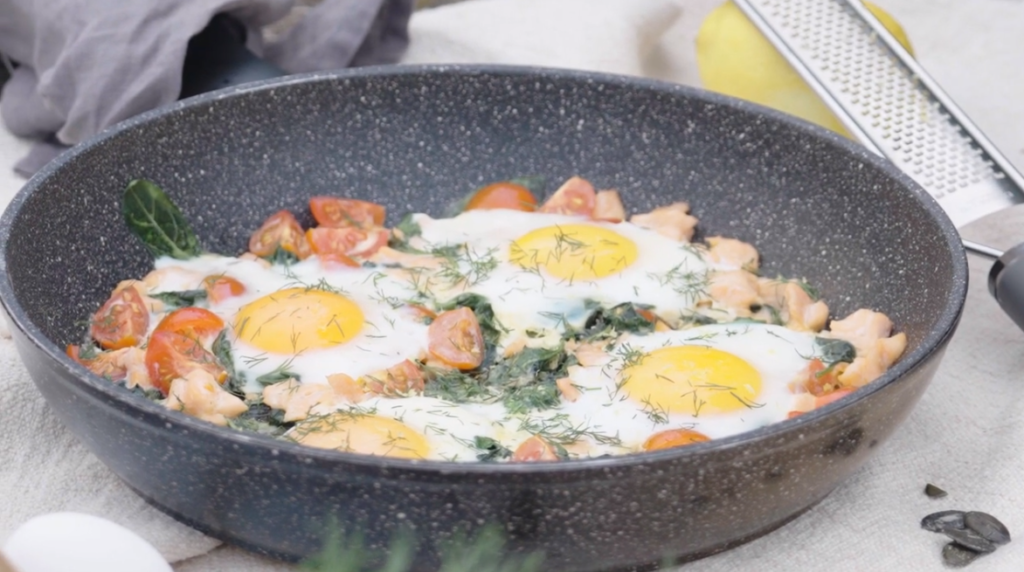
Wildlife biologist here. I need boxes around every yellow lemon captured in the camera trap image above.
[696,1,914,138]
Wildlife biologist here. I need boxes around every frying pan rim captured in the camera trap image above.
[0,64,968,477]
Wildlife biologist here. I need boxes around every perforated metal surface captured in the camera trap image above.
[735,0,1024,228]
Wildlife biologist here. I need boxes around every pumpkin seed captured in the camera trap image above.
[964,511,1011,546]
[921,510,965,533]
[924,483,948,499]
[944,527,997,553]
[941,543,982,568]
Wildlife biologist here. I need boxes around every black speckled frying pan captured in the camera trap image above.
[0,66,966,571]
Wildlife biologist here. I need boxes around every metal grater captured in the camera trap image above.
[732,0,1024,228]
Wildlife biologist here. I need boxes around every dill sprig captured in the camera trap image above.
[255,356,302,386]
[518,413,621,448]
[647,263,709,306]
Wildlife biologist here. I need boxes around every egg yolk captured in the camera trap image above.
[288,413,430,459]
[621,346,762,415]
[509,224,638,280]
[233,288,364,354]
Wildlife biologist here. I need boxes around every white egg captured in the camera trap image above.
[3,512,171,572]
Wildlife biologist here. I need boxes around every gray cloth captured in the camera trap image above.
[0,0,413,176]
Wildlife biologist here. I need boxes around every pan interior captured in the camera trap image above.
[4,68,962,402]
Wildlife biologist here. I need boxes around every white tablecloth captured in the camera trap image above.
[2,1,1024,570]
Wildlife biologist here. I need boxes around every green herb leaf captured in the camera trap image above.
[263,245,300,266]
[150,289,208,310]
[578,302,656,341]
[489,346,575,414]
[227,404,292,437]
[122,179,201,260]
[255,358,301,386]
[815,337,856,365]
[473,436,512,462]
[388,214,424,253]
[212,329,245,396]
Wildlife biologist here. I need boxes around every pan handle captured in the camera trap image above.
[179,14,286,99]
[986,243,1024,333]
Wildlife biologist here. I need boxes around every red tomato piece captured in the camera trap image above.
[538,176,596,217]
[145,330,227,394]
[90,287,149,350]
[309,197,386,229]
[318,252,361,270]
[305,227,389,259]
[815,388,855,408]
[803,358,842,396]
[249,210,312,259]
[642,428,711,451]
[512,436,560,462]
[362,359,425,396]
[154,307,225,342]
[203,275,246,304]
[464,182,538,212]
[427,307,485,370]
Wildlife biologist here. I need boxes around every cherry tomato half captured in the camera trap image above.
[90,287,149,350]
[642,428,711,451]
[538,176,596,217]
[203,275,247,304]
[512,436,560,462]
[803,358,842,396]
[305,227,388,259]
[309,197,386,229]
[427,307,485,370]
[464,182,538,212]
[362,359,425,396]
[249,210,312,259]
[145,330,227,394]
[154,307,224,342]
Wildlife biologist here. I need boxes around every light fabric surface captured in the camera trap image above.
[2,0,1024,570]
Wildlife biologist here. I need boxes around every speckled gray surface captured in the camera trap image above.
[0,66,967,571]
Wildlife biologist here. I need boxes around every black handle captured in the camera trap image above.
[988,243,1024,333]
[179,14,286,99]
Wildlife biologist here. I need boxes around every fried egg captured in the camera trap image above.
[413,210,712,347]
[149,255,430,391]
[545,323,818,455]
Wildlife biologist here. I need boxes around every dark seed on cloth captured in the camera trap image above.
[964,511,1011,545]
[925,483,948,498]
[922,510,966,533]
[942,543,983,568]
[944,527,998,553]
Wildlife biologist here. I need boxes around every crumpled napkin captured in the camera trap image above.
[0,0,413,176]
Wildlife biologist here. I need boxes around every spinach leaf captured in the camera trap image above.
[488,346,576,414]
[815,337,857,365]
[387,214,424,253]
[263,246,300,266]
[577,302,656,341]
[255,358,302,386]
[227,403,292,437]
[122,179,200,259]
[150,289,208,310]
[473,436,512,462]
[212,329,245,396]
